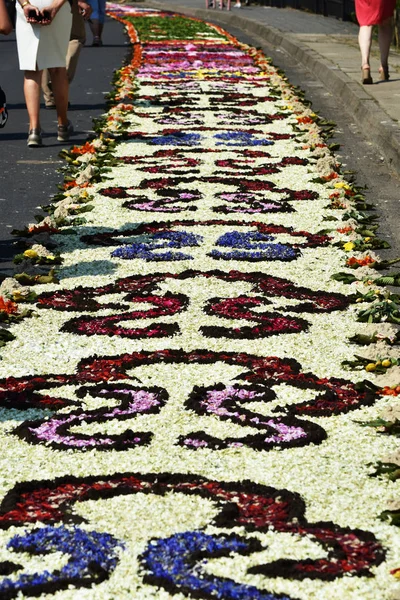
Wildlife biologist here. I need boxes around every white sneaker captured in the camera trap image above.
[234,1,241,6]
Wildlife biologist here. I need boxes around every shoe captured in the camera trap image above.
[0,87,8,129]
[233,1,241,6]
[57,120,73,142]
[27,128,43,147]
[379,66,389,81]
[92,37,103,46]
[361,66,373,85]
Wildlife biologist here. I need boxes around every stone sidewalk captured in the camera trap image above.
[144,0,400,174]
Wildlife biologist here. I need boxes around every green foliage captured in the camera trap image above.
[127,15,225,41]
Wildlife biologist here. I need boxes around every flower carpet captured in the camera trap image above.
[0,5,400,599]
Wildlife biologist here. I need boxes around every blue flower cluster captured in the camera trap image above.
[111,231,203,261]
[0,525,123,597]
[214,132,274,146]
[210,231,299,261]
[141,530,293,600]
[151,132,202,146]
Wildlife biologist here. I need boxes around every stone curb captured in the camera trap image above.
[143,1,400,173]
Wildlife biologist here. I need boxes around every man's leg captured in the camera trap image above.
[67,0,86,83]
[42,69,55,108]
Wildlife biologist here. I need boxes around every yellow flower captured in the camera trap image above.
[343,242,355,252]
[23,249,38,259]
[391,568,400,579]
[12,291,25,302]
[333,182,351,190]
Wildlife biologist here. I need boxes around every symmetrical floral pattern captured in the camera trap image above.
[0,6,399,599]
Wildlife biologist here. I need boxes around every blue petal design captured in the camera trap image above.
[0,525,123,597]
[111,231,203,261]
[211,232,299,261]
[141,530,294,600]
[214,132,274,146]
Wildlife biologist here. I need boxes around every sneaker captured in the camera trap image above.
[57,120,74,142]
[0,87,8,129]
[233,1,241,7]
[92,37,103,46]
[27,128,43,147]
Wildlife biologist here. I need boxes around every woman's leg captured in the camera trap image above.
[48,66,69,126]
[24,70,42,130]
[358,25,373,68]
[378,17,393,71]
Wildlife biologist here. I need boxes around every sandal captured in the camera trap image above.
[379,66,389,81]
[361,66,373,85]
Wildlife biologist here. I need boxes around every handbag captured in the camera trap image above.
[0,0,13,34]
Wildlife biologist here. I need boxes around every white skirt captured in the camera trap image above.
[16,1,72,71]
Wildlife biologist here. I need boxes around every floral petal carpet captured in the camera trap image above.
[0,6,399,599]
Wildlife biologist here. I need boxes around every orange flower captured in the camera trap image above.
[330,199,347,209]
[323,172,339,181]
[297,116,314,124]
[63,181,78,190]
[70,141,96,155]
[27,222,58,234]
[63,181,90,190]
[346,255,375,267]
[380,386,400,396]
[337,226,353,234]
[0,296,18,315]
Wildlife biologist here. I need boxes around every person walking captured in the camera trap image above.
[0,0,13,128]
[355,0,396,84]
[42,0,92,108]
[15,0,73,147]
[87,0,105,46]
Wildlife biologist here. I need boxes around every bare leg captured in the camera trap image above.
[24,70,42,130]
[358,25,373,68]
[48,66,69,126]
[378,17,393,71]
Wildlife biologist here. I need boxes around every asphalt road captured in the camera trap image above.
[0,15,128,275]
